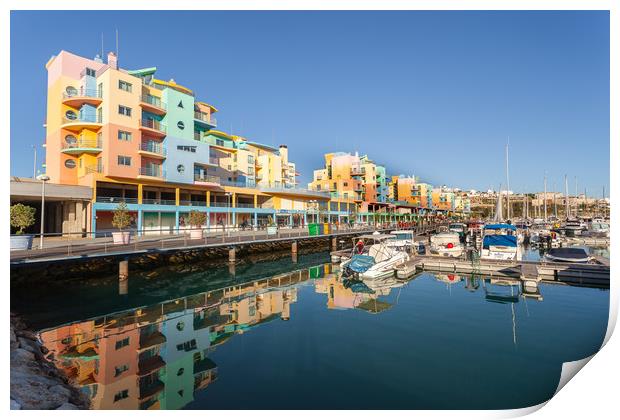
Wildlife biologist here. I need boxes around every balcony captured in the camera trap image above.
[194,174,221,186]
[62,88,103,108]
[138,355,165,376]
[61,138,102,155]
[138,142,166,159]
[208,156,219,166]
[142,198,176,205]
[139,379,165,401]
[61,115,103,132]
[138,166,165,180]
[193,357,217,375]
[139,331,166,350]
[351,167,365,176]
[140,95,166,116]
[194,111,217,128]
[140,119,166,137]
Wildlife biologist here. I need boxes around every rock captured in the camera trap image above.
[10,399,21,410]
[56,402,80,410]
[10,371,69,409]
[49,384,73,400]
[18,337,41,355]
[11,348,35,363]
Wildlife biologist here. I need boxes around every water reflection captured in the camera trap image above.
[38,262,606,410]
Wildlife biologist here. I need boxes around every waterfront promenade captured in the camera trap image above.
[10,223,440,265]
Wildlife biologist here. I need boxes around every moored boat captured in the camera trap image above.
[480,223,521,261]
[429,232,464,258]
[543,247,590,263]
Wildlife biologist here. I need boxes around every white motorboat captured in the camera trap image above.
[480,223,522,261]
[341,234,409,280]
[589,220,610,237]
[429,232,464,257]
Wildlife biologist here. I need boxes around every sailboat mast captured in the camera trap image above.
[543,175,547,222]
[564,175,569,218]
[505,142,510,220]
[553,181,557,217]
[574,176,578,218]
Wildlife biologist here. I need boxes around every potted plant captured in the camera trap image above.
[10,203,36,250]
[266,216,278,235]
[188,210,206,239]
[112,201,132,245]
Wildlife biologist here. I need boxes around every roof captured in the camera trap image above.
[247,141,279,153]
[484,224,517,230]
[127,67,157,77]
[195,101,219,113]
[355,234,396,241]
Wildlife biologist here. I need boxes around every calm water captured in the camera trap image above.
[11,252,609,410]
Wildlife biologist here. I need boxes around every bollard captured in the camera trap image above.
[331,237,338,251]
[229,247,236,263]
[291,241,298,255]
[228,262,236,276]
[119,258,129,295]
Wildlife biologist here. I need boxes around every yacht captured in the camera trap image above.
[429,232,464,257]
[448,223,467,243]
[388,230,426,254]
[480,223,522,261]
[589,219,610,237]
[563,218,583,236]
[341,234,409,280]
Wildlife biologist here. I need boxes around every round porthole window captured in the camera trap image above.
[177,368,184,376]
[177,121,185,130]
[65,110,77,120]
[65,86,78,96]
[177,165,185,174]
[176,321,185,331]
[64,159,77,169]
[65,135,77,145]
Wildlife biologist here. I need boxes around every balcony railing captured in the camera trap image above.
[194,112,217,126]
[142,198,176,205]
[139,167,164,178]
[62,139,103,150]
[140,142,166,156]
[85,164,104,175]
[96,196,138,204]
[141,95,164,109]
[208,156,219,165]
[63,115,102,125]
[62,88,102,99]
[140,119,166,133]
[194,174,221,184]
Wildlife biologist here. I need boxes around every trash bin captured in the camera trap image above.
[308,223,319,236]
[323,223,330,235]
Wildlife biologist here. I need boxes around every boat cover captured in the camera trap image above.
[347,254,376,273]
[545,248,589,262]
[483,235,517,249]
[343,279,376,294]
[484,224,517,230]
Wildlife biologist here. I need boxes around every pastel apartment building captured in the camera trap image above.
[43,50,354,234]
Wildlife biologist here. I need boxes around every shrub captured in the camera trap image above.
[112,202,131,230]
[188,210,207,228]
[10,203,36,235]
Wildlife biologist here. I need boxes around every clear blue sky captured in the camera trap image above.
[10,10,609,196]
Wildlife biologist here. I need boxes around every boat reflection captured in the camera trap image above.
[39,263,549,410]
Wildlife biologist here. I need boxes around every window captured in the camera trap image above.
[177,368,184,376]
[177,165,185,174]
[65,135,77,145]
[117,156,132,166]
[113,390,129,402]
[178,100,184,108]
[61,337,72,345]
[114,364,129,377]
[118,130,132,141]
[227,165,231,170]
[343,182,348,187]
[248,155,254,164]
[115,337,130,350]
[65,86,78,96]
[118,80,132,92]
[64,159,76,169]
[65,110,77,120]
[98,83,103,98]
[118,105,132,117]
[177,121,185,130]
[85,67,96,77]
[176,145,196,153]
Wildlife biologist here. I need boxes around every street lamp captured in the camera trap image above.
[225,192,233,234]
[36,174,50,249]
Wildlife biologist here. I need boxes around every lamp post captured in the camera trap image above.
[36,174,50,249]
[225,192,233,234]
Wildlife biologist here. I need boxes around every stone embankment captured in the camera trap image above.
[10,313,90,410]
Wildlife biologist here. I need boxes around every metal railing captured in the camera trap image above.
[140,119,166,133]
[63,115,102,125]
[194,112,216,126]
[142,198,176,205]
[141,95,164,109]
[139,167,165,178]
[85,164,104,174]
[62,139,103,150]
[10,223,411,261]
[62,88,102,99]
[194,174,220,184]
[140,142,166,156]
[208,157,219,165]
[96,196,138,204]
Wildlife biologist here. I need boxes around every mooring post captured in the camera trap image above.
[228,262,236,277]
[331,237,338,251]
[119,258,129,295]
[291,241,298,255]
[229,247,236,263]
